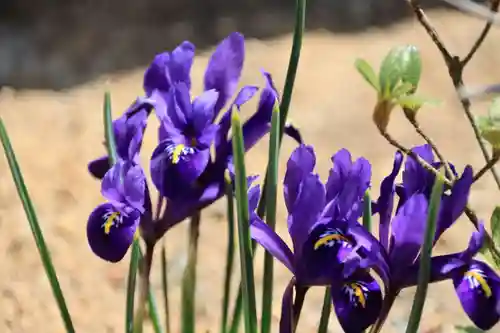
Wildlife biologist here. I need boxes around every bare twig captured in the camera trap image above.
[462,0,500,66]
[407,0,500,190]
[441,0,500,25]
[404,110,455,181]
[473,151,500,182]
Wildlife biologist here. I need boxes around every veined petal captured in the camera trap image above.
[453,260,500,330]
[204,32,245,116]
[288,173,326,256]
[167,83,191,128]
[123,163,147,213]
[88,156,111,179]
[87,203,140,262]
[101,161,125,204]
[143,41,195,95]
[435,165,473,241]
[250,218,295,272]
[284,144,316,212]
[150,141,210,200]
[191,89,219,134]
[296,221,352,285]
[375,151,403,250]
[332,272,383,333]
[389,193,428,266]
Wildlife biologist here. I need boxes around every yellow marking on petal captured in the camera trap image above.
[104,212,120,235]
[134,229,140,241]
[314,234,349,250]
[350,283,366,308]
[466,271,492,298]
[172,144,185,164]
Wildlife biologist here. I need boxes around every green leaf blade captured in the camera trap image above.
[362,190,372,233]
[261,101,280,333]
[0,118,76,333]
[355,58,380,92]
[231,111,257,333]
[405,174,445,333]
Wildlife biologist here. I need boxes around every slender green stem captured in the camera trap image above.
[0,119,75,333]
[126,241,141,333]
[133,243,155,333]
[221,174,236,333]
[181,212,201,333]
[231,111,258,333]
[317,287,331,333]
[362,190,372,232]
[148,286,162,333]
[405,175,444,333]
[161,244,171,333]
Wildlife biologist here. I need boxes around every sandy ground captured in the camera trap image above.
[1,8,500,333]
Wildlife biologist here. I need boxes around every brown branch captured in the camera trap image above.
[407,0,500,191]
[473,151,500,182]
[462,0,500,66]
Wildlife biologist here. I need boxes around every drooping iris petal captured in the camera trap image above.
[296,221,352,285]
[88,156,111,179]
[279,279,296,333]
[435,165,473,240]
[389,194,428,266]
[204,32,245,116]
[87,203,140,263]
[143,41,195,95]
[375,151,403,250]
[150,141,210,199]
[331,272,383,333]
[283,144,316,212]
[402,144,435,196]
[287,173,326,255]
[250,218,295,272]
[191,89,219,134]
[453,260,500,330]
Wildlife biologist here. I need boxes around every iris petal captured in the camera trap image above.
[453,260,500,330]
[87,203,140,262]
[150,141,210,200]
[402,144,435,197]
[375,151,403,249]
[88,156,111,180]
[279,279,296,333]
[250,218,295,273]
[204,32,245,116]
[331,272,383,333]
[283,144,316,212]
[191,89,219,134]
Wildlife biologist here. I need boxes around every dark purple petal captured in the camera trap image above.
[150,141,210,200]
[123,164,147,213]
[375,151,403,250]
[288,173,326,255]
[279,279,296,333]
[326,149,372,220]
[143,41,195,95]
[167,83,191,128]
[399,224,485,288]
[168,41,195,90]
[248,184,261,213]
[283,123,303,144]
[196,124,219,149]
[283,144,316,212]
[296,221,352,285]
[388,193,428,267]
[204,32,245,116]
[88,156,111,179]
[191,89,219,134]
[331,272,383,333]
[453,260,500,330]
[214,85,259,155]
[101,162,125,204]
[435,165,473,241]
[402,144,435,196]
[87,203,140,262]
[250,219,295,272]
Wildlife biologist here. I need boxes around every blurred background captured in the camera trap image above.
[1,0,500,332]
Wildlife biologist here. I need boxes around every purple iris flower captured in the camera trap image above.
[86,159,152,262]
[87,98,153,179]
[146,32,301,238]
[365,144,500,330]
[250,144,383,333]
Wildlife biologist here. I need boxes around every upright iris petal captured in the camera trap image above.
[87,160,150,262]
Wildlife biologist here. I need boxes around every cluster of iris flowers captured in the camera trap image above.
[85,33,500,332]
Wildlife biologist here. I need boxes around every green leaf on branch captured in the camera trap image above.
[491,206,500,246]
[400,45,422,90]
[454,325,485,333]
[396,94,440,111]
[355,58,380,92]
